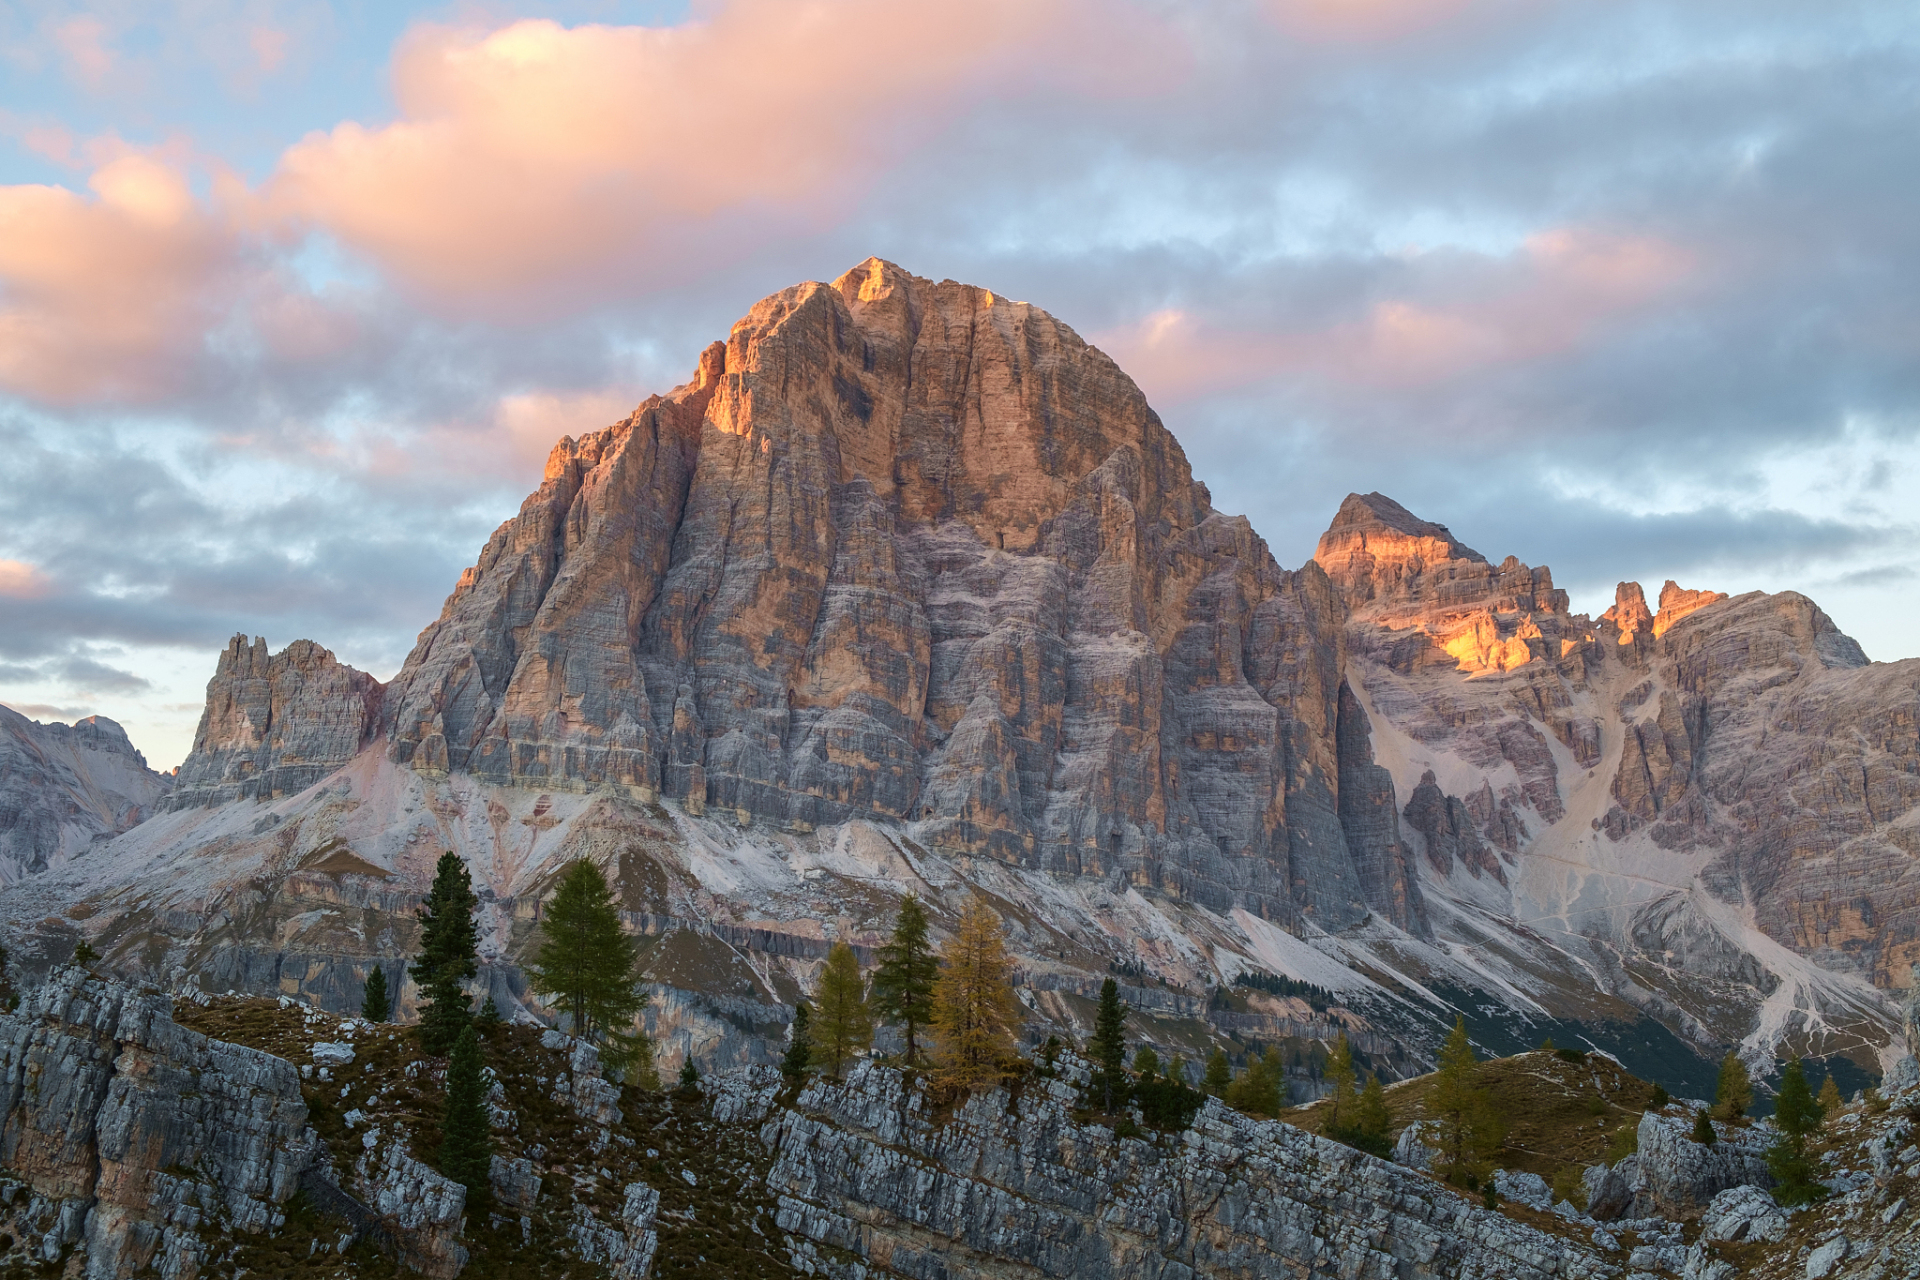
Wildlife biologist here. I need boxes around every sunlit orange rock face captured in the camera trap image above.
[1312,492,1585,677]
[376,260,1422,930]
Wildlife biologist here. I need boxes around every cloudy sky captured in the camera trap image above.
[2,0,1916,771]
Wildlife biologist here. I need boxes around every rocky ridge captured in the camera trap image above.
[0,705,170,882]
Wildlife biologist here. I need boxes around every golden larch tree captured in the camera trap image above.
[929,897,1024,1087]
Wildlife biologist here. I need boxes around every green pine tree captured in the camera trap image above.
[1817,1073,1843,1122]
[1090,978,1129,1112]
[1133,1046,1161,1080]
[1767,1057,1829,1206]
[814,942,872,1079]
[1203,1048,1232,1097]
[438,1025,492,1201]
[1348,1074,1393,1158]
[781,1001,814,1079]
[1691,1108,1718,1146]
[1428,1017,1505,1187]
[527,860,651,1075]
[411,852,479,1054]
[1712,1050,1753,1121]
[678,1057,700,1090]
[475,995,502,1027]
[73,940,99,967]
[1225,1046,1284,1117]
[361,965,392,1022]
[871,895,940,1065]
[1323,1033,1358,1140]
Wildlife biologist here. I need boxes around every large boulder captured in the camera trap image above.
[1585,1105,1772,1221]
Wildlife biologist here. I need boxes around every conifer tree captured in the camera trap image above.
[1817,1073,1843,1122]
[73,941,99,967]
[814,942,872,1079]
[928,897,1024,1088]
[1429,1017,1505,1187]
[1225,1046,1284,1117]
[871,895,939,1064]
[781,1001,813,1079]
[1349,1075,1393,1158]
[1691,1108,1718,1145]
[475,995,502,1027]
[1323,1033,1358,1139]
[1767,1057,1829,1205]
[411,852,480,1054]
[438,1025,491,1200]
[1133,1046,1160,1079]
[1090,977,1129,1112]
[678,1057,700,1090]
[1712,1050,1752,1121]
[1202,1048,1232,1097]
[361,965,392,1022]
[527,859,651,1074]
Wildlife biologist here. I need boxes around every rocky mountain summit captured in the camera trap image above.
[0,259,1916,1106]
[0,705,169,881]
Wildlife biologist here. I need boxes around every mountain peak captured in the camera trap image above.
[1323,492,1486,565]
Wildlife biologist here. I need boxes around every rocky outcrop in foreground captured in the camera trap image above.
[716,1060,1616,1280]
[0,969,316,1278]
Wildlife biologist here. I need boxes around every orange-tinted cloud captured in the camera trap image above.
[1098,229,1696,404]
[0,560,53,599]
[266,0,1173,313]
[0,152,242,403]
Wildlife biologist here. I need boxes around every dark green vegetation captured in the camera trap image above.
[869,894,937,1065]
[1765,1057,1828,1206]
[439,1025,492,1200]
[1229,969,1336,1011]
[527,860,650,1079]
[174,995,802,1280]
[360,966,391,1023]
[411,852,479,1055]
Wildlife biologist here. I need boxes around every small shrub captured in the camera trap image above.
[1692,1110,1718,1146]
[1556,1047,1587,1063]
[1584,1094,1607,1116]
[1649,1084,1669,1108]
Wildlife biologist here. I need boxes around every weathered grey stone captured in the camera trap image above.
[1585,1108,1771,1221]
[1697,1183,1787,1243]
[753,1061,1619,1280]
[0,968,316,1279]
[351,1123,468,1279]
[0,706,169,881]
[568,1181,660,1280]
[169,635,382,809]
[488,1154,541,1212]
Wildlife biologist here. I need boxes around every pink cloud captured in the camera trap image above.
[1098,228,1697,404]
[0,560,52,599]
[50,15,115,91]
[0,151,240,403]
[265,0,1177,314]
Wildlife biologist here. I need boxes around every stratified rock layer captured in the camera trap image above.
[0,707,170,879]
[715,1061,1615,1280]
[0,969,315,1278]
[169,635,382,808]
[374,259,1416,931]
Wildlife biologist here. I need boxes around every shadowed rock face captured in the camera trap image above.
[168,635,383,808]
[368,259,1415,930]
[0,707,170,878]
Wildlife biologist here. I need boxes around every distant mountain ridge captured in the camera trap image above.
[3,260,1914,1095]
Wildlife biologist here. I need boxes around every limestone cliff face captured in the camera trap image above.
[0,969,316,1278]
[169,635,383,808]
[1317,490,1920,1053]
[0,707,170,880]
[716,1061,1615,1280]
[377,260,1414,931]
